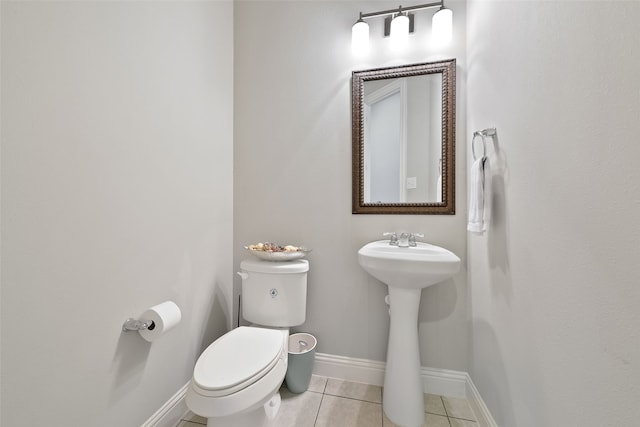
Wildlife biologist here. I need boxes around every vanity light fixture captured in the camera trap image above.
[352,13,370,53]
[351,1,453,53]
[432,5,453,44]
[390,7,410,50]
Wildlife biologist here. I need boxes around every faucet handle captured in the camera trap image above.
[383,232,398,246]
[408,233,424,246]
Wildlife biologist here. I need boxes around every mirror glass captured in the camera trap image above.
[352,59,456,214]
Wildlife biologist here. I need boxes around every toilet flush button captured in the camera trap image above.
[269,288,278,298]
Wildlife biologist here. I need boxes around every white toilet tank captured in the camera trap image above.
[240,258,308,327]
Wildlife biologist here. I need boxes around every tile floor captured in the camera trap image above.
[176,376,480,427]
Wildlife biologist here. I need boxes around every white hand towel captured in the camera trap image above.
[468,156,491,233]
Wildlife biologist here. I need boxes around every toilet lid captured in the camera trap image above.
[193,326,284,395]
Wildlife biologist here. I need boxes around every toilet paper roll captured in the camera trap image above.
[138,301,182,342]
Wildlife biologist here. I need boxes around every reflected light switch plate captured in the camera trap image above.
[406,177,417,189]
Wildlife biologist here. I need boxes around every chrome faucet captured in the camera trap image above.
[384,232,424,247]
[398,233,411,247]
[408,233,424,247]
[383,232,398,246]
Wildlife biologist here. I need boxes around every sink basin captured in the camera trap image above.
[358,240,461,289]
[358,239,461,427]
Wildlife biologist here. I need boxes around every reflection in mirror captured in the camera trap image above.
[352,59,455,214]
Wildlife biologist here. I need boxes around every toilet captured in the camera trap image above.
[186,258,309,427]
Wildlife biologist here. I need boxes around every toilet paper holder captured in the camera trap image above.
[122,318,155,332]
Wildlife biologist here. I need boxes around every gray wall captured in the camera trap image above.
[1,2,234,426]
[467,1,640,426]
[12,1,637,426]
[234,1,468,369]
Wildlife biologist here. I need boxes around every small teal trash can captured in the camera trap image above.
[285,333,317,394]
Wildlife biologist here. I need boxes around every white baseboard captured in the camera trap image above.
[140,382,189,427]
[421,365,468,398]
[465,373,499,427]
[314,352,496,425]
[144,353,496,427]
[313,352,467,398]
[313,352,386,386]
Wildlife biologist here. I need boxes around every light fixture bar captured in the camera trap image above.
[384,14,415,37]
[359,1,444,20]
[351,1,452,54]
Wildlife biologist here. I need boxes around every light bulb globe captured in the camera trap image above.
[352,19,370,54]
[432,8,453,45]
[390,13,409,50]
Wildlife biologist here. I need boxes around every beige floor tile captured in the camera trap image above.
[383,411,450,427]
[424,394,447,416]
[176,421,206,427]
[274,388,323,427]
[315,394,383,427]
[325,378,382,403]
[449,417,478,427]
[181,411,207,424]
[442,396,476,421]
[425,413,453,427]
[307,375,328,393]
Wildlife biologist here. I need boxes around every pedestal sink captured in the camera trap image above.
[358,240,461,427]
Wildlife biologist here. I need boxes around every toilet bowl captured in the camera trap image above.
[185,327,289,426]
[186,259,309,427]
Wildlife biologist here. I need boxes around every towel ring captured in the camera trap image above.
[472,127,497,160]
[472,132,486,160]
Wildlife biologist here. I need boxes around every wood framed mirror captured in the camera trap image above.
[352,59,456,214]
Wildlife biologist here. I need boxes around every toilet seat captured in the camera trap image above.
[193,326,285,397]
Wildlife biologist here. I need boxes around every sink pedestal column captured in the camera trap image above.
[383,286,425,427]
